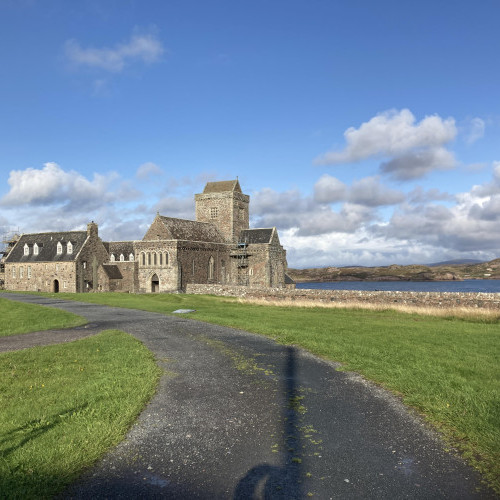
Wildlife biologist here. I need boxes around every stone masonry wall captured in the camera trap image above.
[185,284,500,310]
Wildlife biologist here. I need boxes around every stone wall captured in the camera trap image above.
[185,284,500,310]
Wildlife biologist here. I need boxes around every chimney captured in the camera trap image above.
[87,221,98,239]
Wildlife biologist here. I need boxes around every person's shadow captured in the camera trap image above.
[234,346,303,499]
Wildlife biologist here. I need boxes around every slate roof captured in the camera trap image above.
[203,180,241,194]
[101,264,123,279]
[107,241,135,257]
[5,231,88,263]
[239,228,274,244]
[158,216,226,243]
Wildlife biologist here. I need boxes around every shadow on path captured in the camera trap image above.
[234,346,303,499]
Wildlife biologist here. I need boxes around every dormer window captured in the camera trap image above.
[129,253,135,262]
[57,242,63,255]
[24,244,29,256]
[67,241,73,254]
[110,254,115,262]
[34,243,39,255]
[119,254,125,262]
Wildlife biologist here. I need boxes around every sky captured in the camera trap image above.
[0,0,499,268]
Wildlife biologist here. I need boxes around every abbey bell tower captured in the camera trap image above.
[195,179,249,243]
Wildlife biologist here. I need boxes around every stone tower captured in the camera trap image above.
[195,180,249,243]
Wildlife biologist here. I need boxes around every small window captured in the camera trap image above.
[34,243,39,255]
[208,256,215,279]
[27,266,32,279]
[110,254,115,262]
[67,241,73,254]
[120,254,124,262]
[20,266,24,278]
[153,253,157,266]
[63,281,67,288]
[165,252,169,265]
[56,263,59,271]
[141,252,145,266]
[83,261,87,269]
[57,242,63,254]
[129,253,134,262]
[210,207,218,219]
[192,260,195,275]
[159,253,163,266]
[24,244,29,256]
[249,268,254,276]
[12,267,16,278]
[147,253,151,265]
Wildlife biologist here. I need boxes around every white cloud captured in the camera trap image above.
[315,109,456,164]
[349,176,405,206]
[136,162,164,180]
[313,174,347,203]
[315,109,458,180]
[0,162,118,207]
[463,117,485,145]
[379,147,456,180]
[64,31,164,72]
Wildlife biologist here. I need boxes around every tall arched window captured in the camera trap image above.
[208,256,215,280]
[141,252,145,266]
[153,253,157,266]
[165,252,169,265]
[159,253,162,266]
[147,253,151,265]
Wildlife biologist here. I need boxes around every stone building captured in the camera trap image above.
[3,180,291,293]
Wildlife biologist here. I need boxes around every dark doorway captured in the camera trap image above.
[151,274,159,293]
[53,280,59,293]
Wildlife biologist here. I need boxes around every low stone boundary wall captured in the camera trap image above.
[185,284,500,310]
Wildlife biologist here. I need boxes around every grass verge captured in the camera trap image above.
[0,329,161,498]
[38,291,500,493]
[0,297,85,337]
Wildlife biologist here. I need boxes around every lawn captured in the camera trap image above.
[43,291,500,492]
[0,299,161,499]
[0,297,86,336]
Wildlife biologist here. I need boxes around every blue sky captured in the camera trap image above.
[1,0,499,268]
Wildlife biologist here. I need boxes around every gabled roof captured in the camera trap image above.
[239,228,274,244]
[203,179,242,194]
[106,241,135,256]
[5,231,88,263]
[158,216,226,243]
[101,264,123,279]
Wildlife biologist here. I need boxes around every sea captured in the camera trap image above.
[296,279,500,294]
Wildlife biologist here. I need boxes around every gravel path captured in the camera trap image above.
[0,292,495,499]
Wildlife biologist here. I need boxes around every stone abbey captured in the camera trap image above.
[2,180,292,293]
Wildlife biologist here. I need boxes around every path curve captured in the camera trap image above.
[0,293,495,499]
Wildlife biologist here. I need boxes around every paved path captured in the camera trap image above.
[0,293,495,499]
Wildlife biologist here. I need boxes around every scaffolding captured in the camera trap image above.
[1,230,20,280]
[230,237,250,286]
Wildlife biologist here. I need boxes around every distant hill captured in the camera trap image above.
[427,259,484,267]
[288,258,500,283]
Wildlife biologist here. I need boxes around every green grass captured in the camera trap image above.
[0,329,161,499]
[0,297,86,337]
[39,291,500,492]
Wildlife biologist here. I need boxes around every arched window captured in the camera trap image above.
[120,253,125,262]
[141,252,145,266]
[208,256,215,280]
[153,253,157,266]
[24,244,29,256]
[110,254,115,262]
[147,252,151,265]
[130,253,135,262]
[165,252,169,265]
[67,241,73,254]
[57,242,63,255]
[34,243,39,255]
[159,253,162,266]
